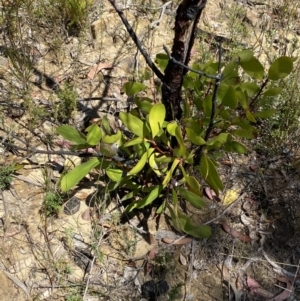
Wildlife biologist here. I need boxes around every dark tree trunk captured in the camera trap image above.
[162,0,207,121]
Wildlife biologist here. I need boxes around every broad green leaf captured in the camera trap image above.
[222,58,239,81]
[203,95,212,117]
[101,116,111,135]
[224,140,247,154]
[120,112,145,138]
[101,130,121,144]
[177,187,206,209]
[106,168,123,182]
[135,185,163,209]
[237,50,253,63]
[57,125,86,144]
[168,205,180,231]
[217,84,229,102]
[177,210,211,238]
[268,56,293,80]
[149,153,161,176]
[122,81,147,96]
[207,133,229,147]
[231,129,253,139]
[263,87,281,96]
[183,118,203,134]
[135,97,153,113]
[149,103,166,138]
[254,109,276,118]
[240,82,259,98]
[185,176,201,196]
[86,124,102,145]
[246,110,256,123]
[120,190,140,202]
[156,200,166,214]
[186,128,206,146]
[166,122,178,136]
[200,154,223,194]
[175,126,187,157]
[236,88,248,109]
[222,85,238,109]
[61,158,100,192]
[128,151,148,175]
[241,57,264,80]
[162,158,180,187]
[155,53,169,72]
[123,137,144,147]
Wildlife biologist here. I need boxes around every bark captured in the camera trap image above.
[162,0,207,121]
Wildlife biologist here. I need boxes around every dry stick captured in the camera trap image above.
[108,0,164,82]
[150,1,172,29]
[82,227,105,299]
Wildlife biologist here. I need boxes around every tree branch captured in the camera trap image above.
[108,0,164,82]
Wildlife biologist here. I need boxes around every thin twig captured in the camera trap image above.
[163,45,219,80]
[204,192,247,225]
[193,41,223,165]
[108,0,164,82]
[150,1,172,29]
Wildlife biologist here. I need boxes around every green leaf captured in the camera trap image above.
[200,154,223,194]
[101,116,111,135]
[241,57,264,80]
[155,53,169,72]
[57,125,86,144]
[162,158,180,187]
[120,112,146,138]
[237,50,253,63]
[222,85,238,109]
[177,187,206,209]
[177,210,211,238]
[123,137,144,147]
[135,97,153,113]
[60,158,100,192]
[254,109,276,118]
[106,168,123,182]
[246,110,256,123]
[186,128,206,146]
[120,190,140,202]
[101,130,121,144]
[127,151,148,176]
[263,87,281,96]
[135,185,163,209]
[86,124,102,145]
[203,94,212,117]
[207,133,229,147]
[122,81,147,96]
[185,176,201,196]
[240,82,259,98]
[175,126,187,157]
[222,58,239,81]
[166,122,178,136]
[224,140,247,154]
[149,103,166,138]
[231,129,254,139]
[268,56,293,80]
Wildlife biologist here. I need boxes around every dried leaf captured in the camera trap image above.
[266,278,293,301]
[179,253,187,266]
[81,209,91,221]
[146,248,157,275]
[204,187,215,200]
[247,276,273,298]
[221,221,252,243]
[162,237,193,245]
[87,62,113,80]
